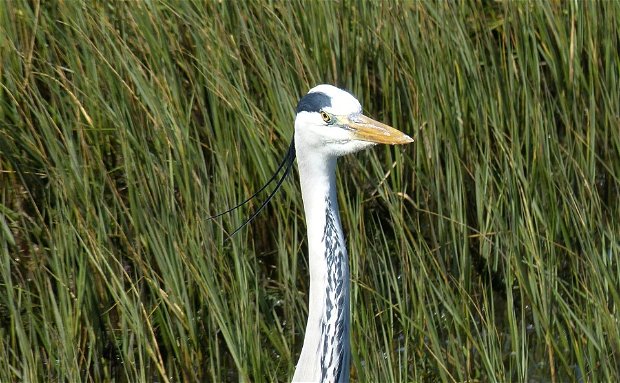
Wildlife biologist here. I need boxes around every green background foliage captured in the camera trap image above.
[1,1,618,382]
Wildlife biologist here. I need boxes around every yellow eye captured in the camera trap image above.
[320,111,331,123]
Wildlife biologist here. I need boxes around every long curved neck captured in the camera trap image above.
[293,149,350,383]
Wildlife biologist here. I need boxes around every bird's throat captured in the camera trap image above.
[316,195,350,383]
[293,154,351,383]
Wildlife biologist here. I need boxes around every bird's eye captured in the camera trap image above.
[320,111,331,123]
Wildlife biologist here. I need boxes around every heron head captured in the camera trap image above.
[211,84,414,238]
[294,84,413,158]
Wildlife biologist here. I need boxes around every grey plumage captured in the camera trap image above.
[319,196,349,383]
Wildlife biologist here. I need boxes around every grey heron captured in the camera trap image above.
[213,85,413,382]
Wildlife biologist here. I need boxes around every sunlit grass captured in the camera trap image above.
[1,1,619,382]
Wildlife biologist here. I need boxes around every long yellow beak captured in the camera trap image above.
[342,114,413,145]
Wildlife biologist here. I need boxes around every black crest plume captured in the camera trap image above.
[209,139,296,238]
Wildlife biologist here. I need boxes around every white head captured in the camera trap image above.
[294,84,413,158]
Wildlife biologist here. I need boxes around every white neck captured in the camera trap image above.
[292,147,350,383]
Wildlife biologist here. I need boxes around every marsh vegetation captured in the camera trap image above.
[1,1,619,382]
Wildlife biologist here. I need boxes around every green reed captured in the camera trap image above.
[1,1,618,382]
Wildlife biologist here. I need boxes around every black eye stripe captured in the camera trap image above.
[296,92,331,114]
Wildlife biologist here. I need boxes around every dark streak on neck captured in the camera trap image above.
[319,196,348,382]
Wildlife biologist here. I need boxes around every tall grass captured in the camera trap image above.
[1,1,619,382]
